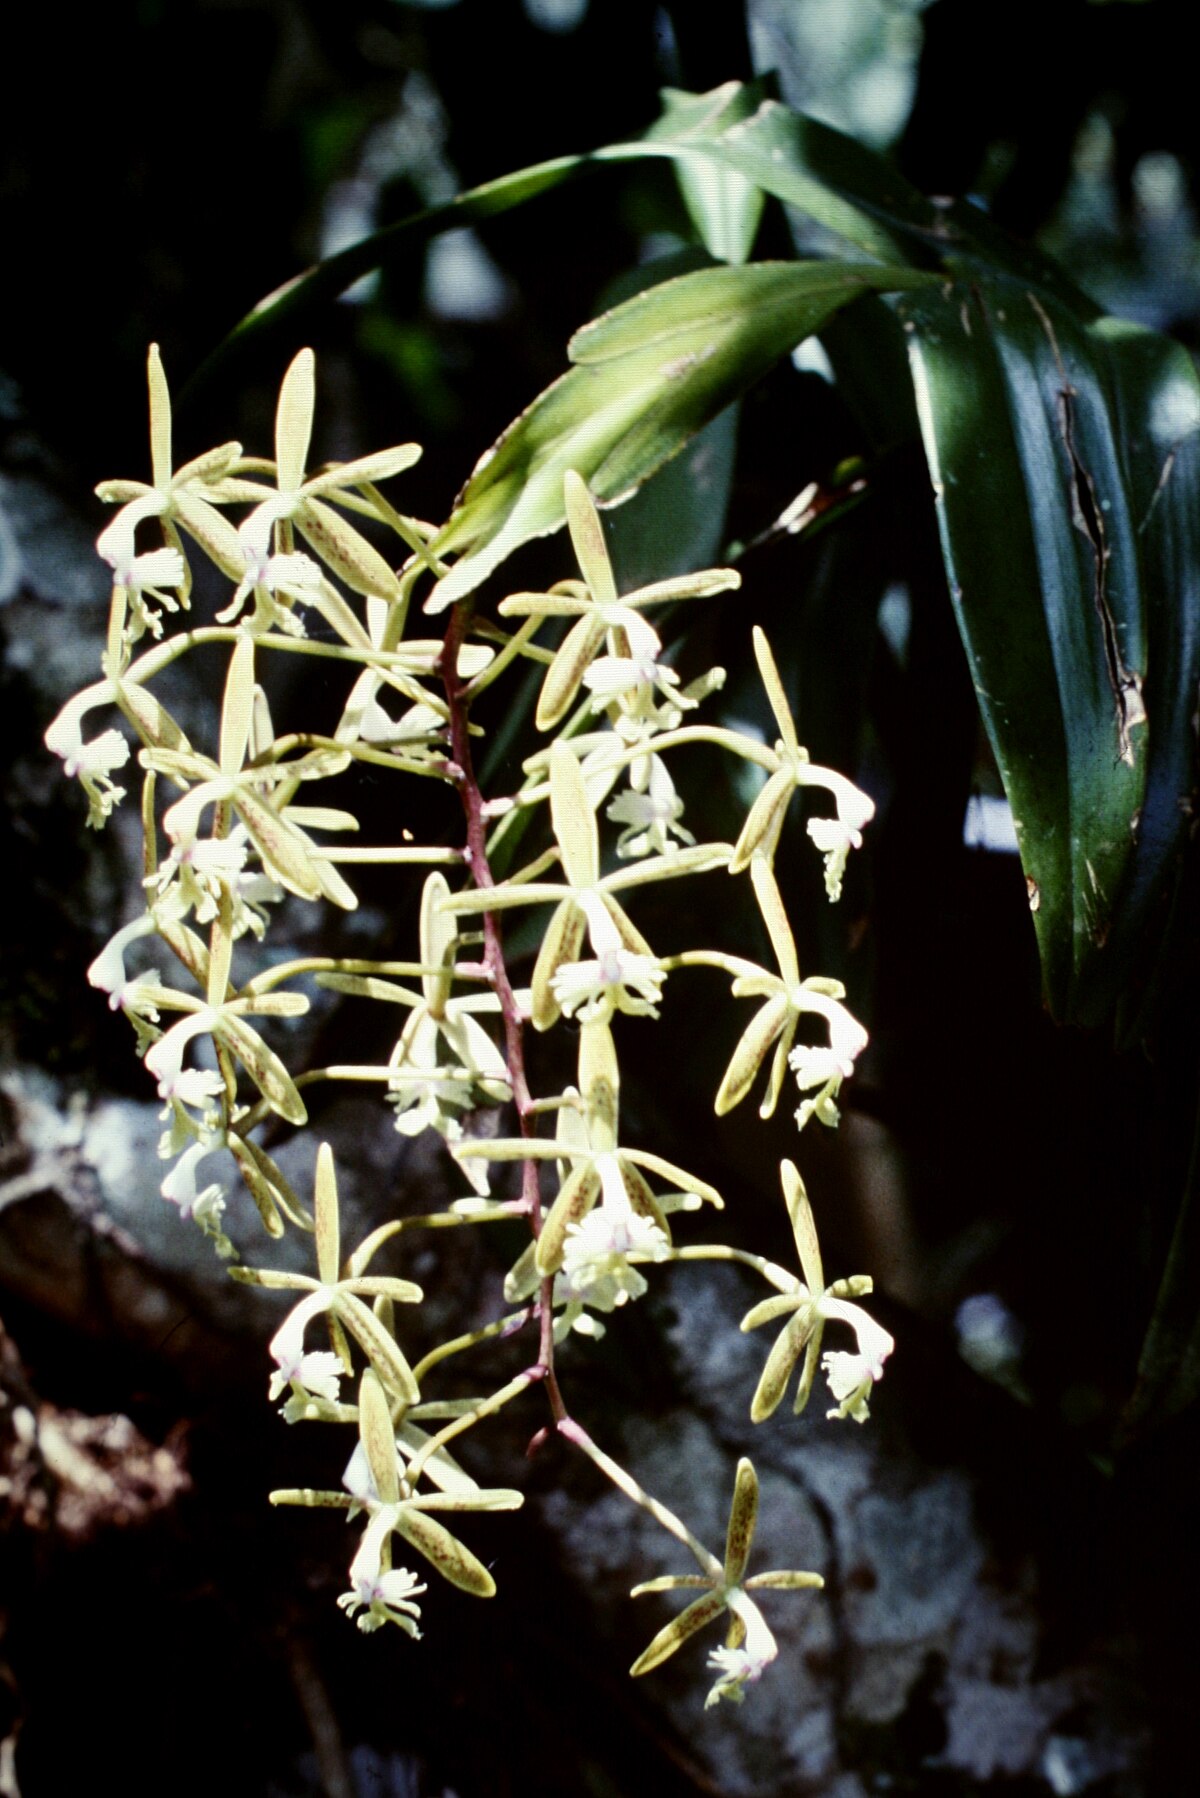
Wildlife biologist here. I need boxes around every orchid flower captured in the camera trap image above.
[222,348,421,605]
[93,344,246,606]
[606,754,696,860]
[463,1020,720,1280]
[740,1161,894,1423]
[234,1145,424,1407]
[272,1370,523,1630]
[729,628,875,898]
[317,871,510,1179]
[44,681,130,827]
[441,741,727,1030]
[715,861,868,1127]
[629,1457,823,1708]
[493,471,739,729]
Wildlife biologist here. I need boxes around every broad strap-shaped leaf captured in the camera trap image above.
[428,261,935,606]
[671,90,1099,313]
[187,82,931,397]
[646,81,768,266]
[646,90,937,265]
[895,277,1200,1025]
[1090,320,1200,1034]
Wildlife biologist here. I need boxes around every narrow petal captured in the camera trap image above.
[536,1161,602,1276]
[536,612,605,730]
[298,495,402,602]
[743,1569,824,1591]
[339,1292,422,1405]
[782,1159,823,1293]
[314,1143,341,1286]
[358,1369,401,1505]
[395,1506,495,1597]
[531,899,586,1032]
[750,1310,814,1423]
[234,789,326,903]
[729,768,792,875]
[220,1014,308,1125]
[564,470,617,607]
[751,627,798,757]
[302,443,422,495]
[630,1590,726,1677]
[172,489,247,579]
[276,349,315,493]
[147,344,173,492]
[740,1292,802,1333]
[219,635,256,777]
[578,1017,619,1146]
[724,1458,759,1583]
[550,740,599,889]
[715,994,789,1116]
[750,860,799,985]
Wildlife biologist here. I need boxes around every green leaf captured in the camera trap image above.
[896,278,1200,1025]
[180,152,596,407]
[649,91,938,265]
[429,260,935,607]
[648,81,768,266]
[659,86,1093,311]
[1091,320,1200,1034]
[186,84,933,403]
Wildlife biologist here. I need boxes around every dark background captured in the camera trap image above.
[2,2,1198,1793]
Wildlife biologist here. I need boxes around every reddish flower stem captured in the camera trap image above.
[440,600,567,1425]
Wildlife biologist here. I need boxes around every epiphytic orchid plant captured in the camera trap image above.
[46,343,892,1708]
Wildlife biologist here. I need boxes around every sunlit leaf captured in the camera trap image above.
[429,261,933,606]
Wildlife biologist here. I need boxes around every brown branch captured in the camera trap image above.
[439,600,567,1425]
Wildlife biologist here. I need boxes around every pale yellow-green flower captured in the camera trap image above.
[235,1145,424,1403]
[225,348,421,605]
[141,636,359,911]
[318,872,509,1186]
[741,1161,893,1423]
[94,343,246,606]
[441,740,728,1030]
[141,985,310,1137]
[44,683,131,827]
[463,1021,720,1279]
[715,861,868,1125]
[606,754,695,859]
[629,1457,823,1708]
[272,1369,523,1621]
[730,628,874,896]
[497,470,739,731]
